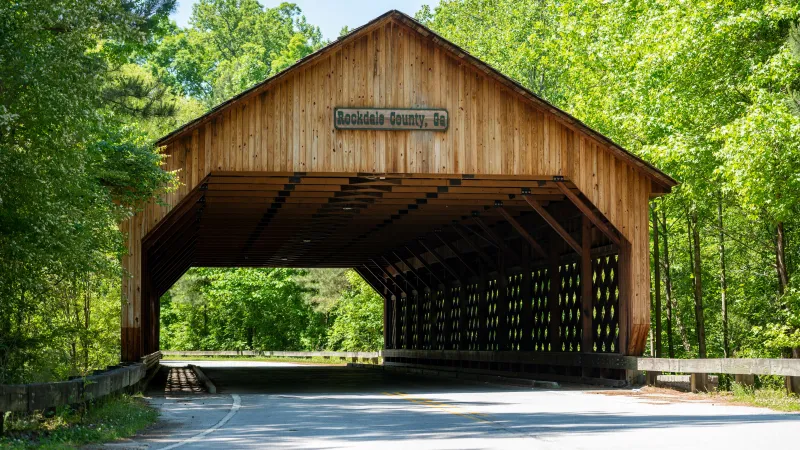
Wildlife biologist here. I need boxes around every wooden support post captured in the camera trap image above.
[384,294,393,350]
[459,281,469,350]
[429,287,439,349]
[416,291,425,350]
[521,245,534,351]
[392,292,398,350]
[403,294,412,350]
[496,264,509,351]
[478,267,489,351]
[581,216,594,354]
[735,374,755,387]
[786,375,800,396]
[441,284,452,350]
[691,373,709,393]
[548,236,562,352]
[618,239,632,355]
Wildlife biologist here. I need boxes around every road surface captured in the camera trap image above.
[112,360,800,449]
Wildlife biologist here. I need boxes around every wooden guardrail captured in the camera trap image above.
[382,349,800,393]
[638,357,800,393]
[162,350,381,362]
[0,351,162,434]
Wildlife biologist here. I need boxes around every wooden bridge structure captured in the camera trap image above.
[121,11,676,382]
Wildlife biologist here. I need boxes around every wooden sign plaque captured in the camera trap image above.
[334,107,448,131]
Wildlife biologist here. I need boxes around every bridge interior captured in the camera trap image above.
[142,172,624,383]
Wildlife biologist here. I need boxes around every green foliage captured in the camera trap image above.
[325,271,385,352]
[161,268,318,351]
[730,382,800,412]
[423,0,800,361]
[149,0,323,106]
[160,268,384,353]
[0,0,179,384]
[0,394,158,449]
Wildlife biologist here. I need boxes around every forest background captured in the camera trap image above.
[1,0,799,385]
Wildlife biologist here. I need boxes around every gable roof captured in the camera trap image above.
[156,10,677,190]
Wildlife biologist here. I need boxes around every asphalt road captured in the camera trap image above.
[112,360,800,449]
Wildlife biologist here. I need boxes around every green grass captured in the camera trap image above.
[0,394,158,449]
[161,355,381,365]
[728,383,800,412]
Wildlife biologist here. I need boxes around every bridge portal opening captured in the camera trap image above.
[120,10,675,385]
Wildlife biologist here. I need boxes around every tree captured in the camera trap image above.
[149,0,323,106]
[326,271,384,352]
[0,0,178,383]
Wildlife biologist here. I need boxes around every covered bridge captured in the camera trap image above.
[122,11,676,382]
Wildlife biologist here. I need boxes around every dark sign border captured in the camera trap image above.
[333,107,449,131]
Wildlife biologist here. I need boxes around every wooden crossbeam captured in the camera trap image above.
[555,181,620,246]
[391,251,432,290]
[359,265,392,294]
[523,195,582,254]
[494,206,547,259]
[433,232,480,278]
[404,246,446,286]
[382,256,427,292]
[369,259,408,296]
[417,239,464,281]
[450,224,495,266]
[471,215,521,263]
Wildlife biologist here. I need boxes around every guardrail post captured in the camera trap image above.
[645,371,660,386]
[786,376,800,396]
[690,373,709,393]
[734,374,755,387]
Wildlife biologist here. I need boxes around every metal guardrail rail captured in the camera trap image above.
[0,351,162,433]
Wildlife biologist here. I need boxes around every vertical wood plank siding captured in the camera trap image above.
[121,18,663,359]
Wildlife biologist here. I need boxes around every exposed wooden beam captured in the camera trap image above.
[417,239,464,281]
[433,232,480,278]
[471,215,521,264]
[391,251,432,290]
[359,265,392,294]
[369,259,407,296]
[382,256,427,292]
[523,194,582,254]
[494,206,547,259]
[555,181,620,246]
[449,224,495,266]
[403,246,446,286]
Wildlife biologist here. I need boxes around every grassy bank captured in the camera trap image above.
[0,394,157,449]
[728,383,800,412]
[161,355,381,365]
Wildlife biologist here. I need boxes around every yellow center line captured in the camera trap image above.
[383,392,492,423]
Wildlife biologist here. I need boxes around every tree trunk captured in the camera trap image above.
[718,193,729,357]
[661,207,688,356]
[652,205,662,357]
[777,221,788,295]
[690,209,707,358]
